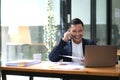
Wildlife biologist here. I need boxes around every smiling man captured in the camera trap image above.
[49,18,96,64]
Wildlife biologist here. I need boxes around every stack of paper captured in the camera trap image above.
[6,60,40,67]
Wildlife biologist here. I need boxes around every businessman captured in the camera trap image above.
[49,18,96,64]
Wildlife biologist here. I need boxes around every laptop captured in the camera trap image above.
[84,45,117,67]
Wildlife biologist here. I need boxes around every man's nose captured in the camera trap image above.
[76,32,81,35]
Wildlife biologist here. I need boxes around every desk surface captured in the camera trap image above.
[1,61,120,77]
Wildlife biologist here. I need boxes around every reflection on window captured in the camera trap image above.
[112,0,120,48]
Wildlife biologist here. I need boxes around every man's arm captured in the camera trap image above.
[48,39,67,62]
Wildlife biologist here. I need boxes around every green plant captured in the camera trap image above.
[44,0,58,52]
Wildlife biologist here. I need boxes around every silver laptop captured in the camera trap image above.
[84,45,117,67]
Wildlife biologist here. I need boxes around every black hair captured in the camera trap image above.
[70,18,84,27]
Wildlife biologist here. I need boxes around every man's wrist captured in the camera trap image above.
[62,37,68,42]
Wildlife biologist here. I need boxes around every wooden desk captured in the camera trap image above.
[1,62,120,80]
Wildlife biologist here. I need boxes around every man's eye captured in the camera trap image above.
[78,30,83,32]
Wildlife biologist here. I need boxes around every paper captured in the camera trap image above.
[6,60,40,67]
[60,55,84,60]
[49,62,84,70]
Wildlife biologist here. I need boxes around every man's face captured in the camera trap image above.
[69,24,84,44]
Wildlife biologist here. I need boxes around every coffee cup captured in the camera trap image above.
[33,53,42,62]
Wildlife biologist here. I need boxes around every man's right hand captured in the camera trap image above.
[62,31,71,42]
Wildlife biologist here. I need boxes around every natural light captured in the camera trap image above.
[1,0,48,26]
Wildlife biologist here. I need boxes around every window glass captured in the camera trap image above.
[111,0,120,48]
[1,0,60,63]
[72,0,91,39]
[96,0,107,45]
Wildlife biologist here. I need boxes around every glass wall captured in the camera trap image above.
[111,0,120,49]
[1,0,60,63]
[72,0,108,45]
[96,0,107,45]
[71,0,91,39]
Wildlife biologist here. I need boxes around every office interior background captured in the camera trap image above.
[0,0,120,65]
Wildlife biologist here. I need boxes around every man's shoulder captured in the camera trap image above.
[83,38,93,41]
[82,38,96,45]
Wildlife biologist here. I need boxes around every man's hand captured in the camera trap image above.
[80,57,85,64]
[62,31,71,42]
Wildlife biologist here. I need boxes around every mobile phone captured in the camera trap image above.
[68,36,71,40]
[67,29,72,40]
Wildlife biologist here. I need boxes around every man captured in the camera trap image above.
[49,18,96,64]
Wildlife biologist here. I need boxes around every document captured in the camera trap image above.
[6,60,40,67]
[60,55,84,60]
[49,62,84,70]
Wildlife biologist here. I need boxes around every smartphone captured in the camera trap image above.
[67,29,72,40]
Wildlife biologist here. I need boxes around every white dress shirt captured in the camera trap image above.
[72,40,84,64]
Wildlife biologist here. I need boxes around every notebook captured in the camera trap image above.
[84,45,117,67]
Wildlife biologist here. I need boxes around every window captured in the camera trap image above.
[72,0,91,39]
[96,0,107,45]
[1,0,60,63]
[111,0,120,48]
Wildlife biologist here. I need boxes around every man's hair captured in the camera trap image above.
[70,18,84,27]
